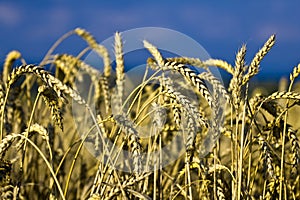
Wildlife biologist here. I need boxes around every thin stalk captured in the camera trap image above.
[0,86,10,141]
[279,80,294,199]
[16,134,65,200]
[40,30,74,66]
[64,124,96,197]
[237,97,247,200]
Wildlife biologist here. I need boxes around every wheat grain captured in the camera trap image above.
[143,40,164,67]
[265,91,300,101]
[265,179,277,200]
[162,77,208,128]
[38,85,63,130]
[3,51,22,85]
[229,44,247,110]
[185,114,197,153]
[113,114,142,175]
[8,64,85,104]
[249,94,283,117]
[166,57,208,70]
[0,185,14,199]
[290,63,300,82]
[243,34,276,85]
[53,54,79,85]
[198,71,230,103]
[54,54,101,85]
[98,76,111,114]
[162,60,214,108]
[0,134,17,158]
[74,28,111,77]
[257,136,274,179]
[287,127,299,175]
[151,102,166,131]
[217,178,226,200]
[16,124,50,151]
[203,58,234,75]
[74,28,98,48]
[170,99,182,129]
[114,32,125,112]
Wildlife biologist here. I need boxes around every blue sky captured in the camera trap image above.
[0,1,299,80]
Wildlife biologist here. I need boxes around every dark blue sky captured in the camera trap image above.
[1,1,299,80]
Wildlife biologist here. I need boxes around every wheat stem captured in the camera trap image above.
[15,133,65,200]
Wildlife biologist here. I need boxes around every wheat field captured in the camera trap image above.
[0,28,299,200]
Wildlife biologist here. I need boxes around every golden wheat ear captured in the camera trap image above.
[203,58,234,75]
[290,63,300,82]
[38,85,64,131]
[143,40,164,66]
[113,114,142,175]
[74,28,111,77]
[0,134,18,158]
[228,44,247,111]
[6,64,86,106]
[243,34,276,85]
[3,51,22,85]
[113,32,125,112]
[166,57,208,70]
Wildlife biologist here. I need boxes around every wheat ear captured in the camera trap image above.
[166,57,208,70]
[163,60,213,108]
[257,136,275,179]
[162,77,208,128]
[113,114,142,175]
[54,54,100,81]
[198,71,230,103]
[8,64,85,104]
[243,34,275,85]
[38,85,64,130]
[265,91,300,101]
[287,127,300,174]
[114,32,125,112]
[0,134,18,158]
[143,40,164,67]
[144,41,213,108]
[229,44,247,110]
[74,28,111,77]
[3,51,22,84]
[290,63,300,82]
[203,58,234,75]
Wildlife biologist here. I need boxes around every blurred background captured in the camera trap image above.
[0,0,299,81]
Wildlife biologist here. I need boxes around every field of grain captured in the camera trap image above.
[0,28,299,199]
